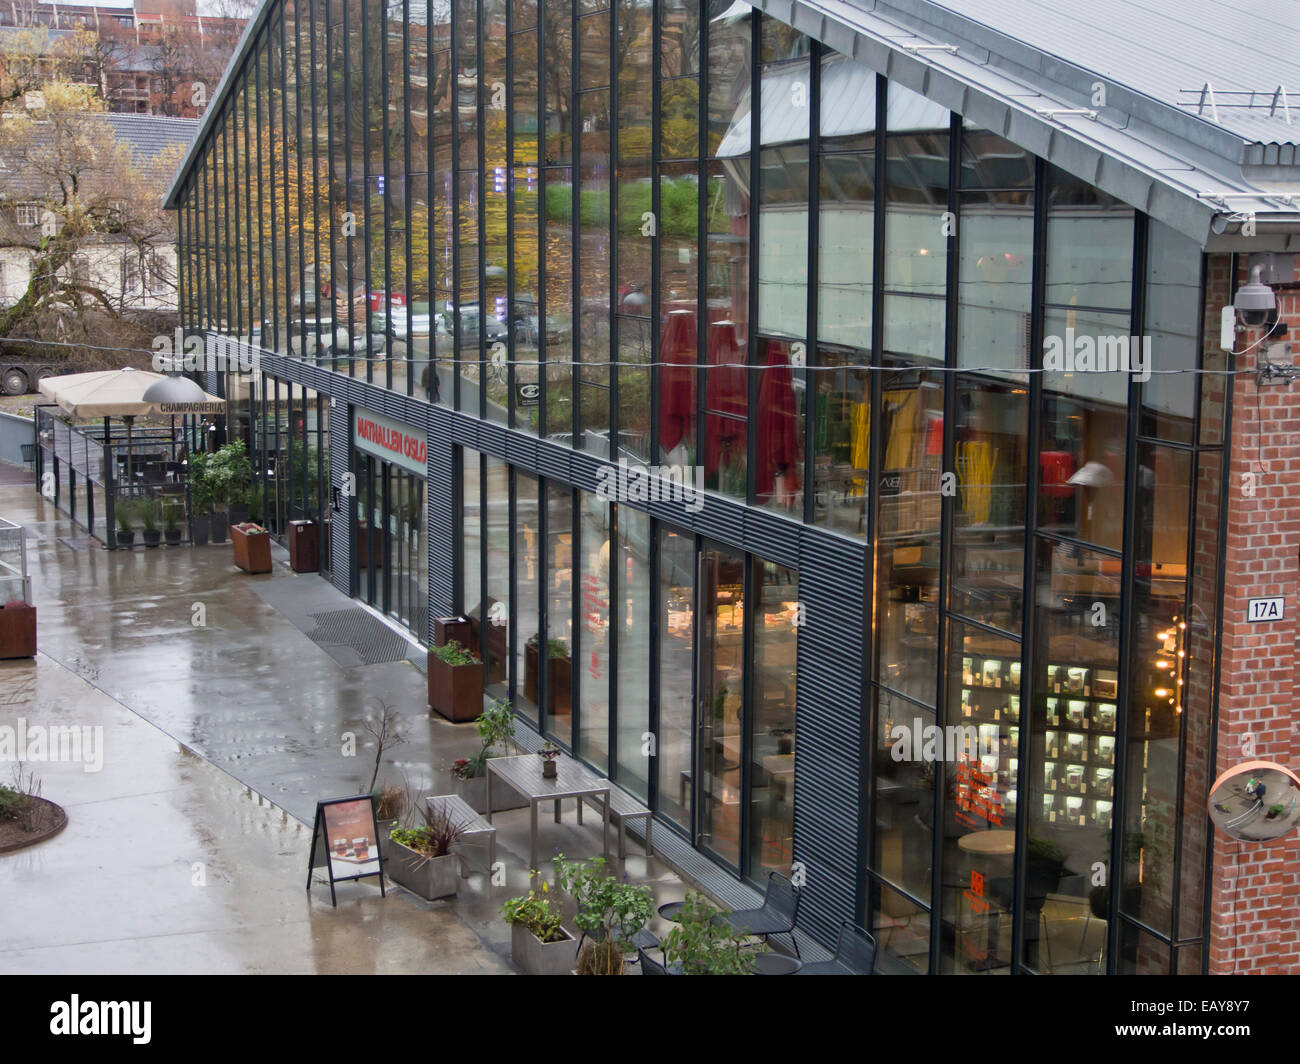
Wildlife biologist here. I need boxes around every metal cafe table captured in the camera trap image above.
[486,754,611,877]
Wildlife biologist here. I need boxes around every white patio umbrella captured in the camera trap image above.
[39,367,225,486]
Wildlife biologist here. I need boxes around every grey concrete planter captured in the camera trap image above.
[386,840,460,900]
[455,773,528,815]
[511,923,577,976]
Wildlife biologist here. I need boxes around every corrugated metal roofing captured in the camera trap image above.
[915,0,1300,146]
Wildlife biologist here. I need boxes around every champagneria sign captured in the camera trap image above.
[353,406,428,476]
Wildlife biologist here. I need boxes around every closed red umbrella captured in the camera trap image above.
[756,341,801,500]
[705,322,747,476]
[658,309,696,454]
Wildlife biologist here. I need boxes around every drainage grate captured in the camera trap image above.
[304,608,413,665]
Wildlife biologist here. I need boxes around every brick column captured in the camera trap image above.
[1210,253,1300,974]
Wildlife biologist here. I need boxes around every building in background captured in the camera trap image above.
[0,0,250,115]
[164,0,1300,973]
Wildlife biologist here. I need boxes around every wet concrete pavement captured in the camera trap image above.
[0,463,690,974]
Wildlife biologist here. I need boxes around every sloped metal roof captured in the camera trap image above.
[918,0,1300,147]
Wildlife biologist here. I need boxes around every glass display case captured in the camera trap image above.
[0,517,31,605]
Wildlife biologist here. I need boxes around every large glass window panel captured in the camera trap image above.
[883,82,949,364]
[1044,165,1133,313]
[577,89,611,449]
[431,45,453,397]
[1024,539,1121,974]
[657,525,694,829]
[817,148,873,351]
[872,688,936,908]
[484,456,511,698]
[657,161,698,464]
[455,0,478,172]
[749,557,797,881]
[940,623,1021,973]
[576,490,611,771]
[543,0,573,166]
[462,448,482,649]
[616,507,651,799]
[1039,308,1130,553]
[949,374,1028,635]
[515,471,541,725]
[455,170,481,410]
[543,165,574,440]
[811,345,869,534]
[545,483,575,741]
[483,0,509,423]
[754,338,802,515]
[870,879,930,974]
[698,541,745,868]
[513,166,542,432]
[409,0,432,399]
[1142,220,1200,444]
[1120,443,1190,938]
[958,129,1032,373]
[616,0,652,163]
[876,364,943,706]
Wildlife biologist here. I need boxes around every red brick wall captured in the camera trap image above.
[1210,253,1300,974]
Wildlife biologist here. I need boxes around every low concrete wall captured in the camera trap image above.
[0,412,34,467]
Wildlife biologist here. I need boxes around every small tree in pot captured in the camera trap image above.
[662,892,763,975]
[114,498,136,547]
[140,500,161,548]
[554,853,653,975]
[451,699,527,813]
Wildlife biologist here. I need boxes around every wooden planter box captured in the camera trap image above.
[524,642,572,714]
[232,524,272,574]
[0,602,36,659]
[511,923,577,976]
[428,653,483,722]
[385,840,460,900]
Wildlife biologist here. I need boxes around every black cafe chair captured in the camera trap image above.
[715,871,801,958]
[795,920,876,975]
[637,947,669,975]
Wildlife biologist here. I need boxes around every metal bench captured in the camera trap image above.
[424,793,496,879]
[580,785,653,860]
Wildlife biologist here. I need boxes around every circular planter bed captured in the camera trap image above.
[0,798,68,854]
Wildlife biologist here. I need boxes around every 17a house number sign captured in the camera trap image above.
[1247,597,1285,622]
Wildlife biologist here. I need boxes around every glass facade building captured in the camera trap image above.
[168,0,1242,973]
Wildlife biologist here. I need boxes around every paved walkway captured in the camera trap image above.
[0,463,688,974]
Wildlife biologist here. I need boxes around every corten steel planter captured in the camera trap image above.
[511,923,577,976]
[0,602,36,659]
[232,524,272,574]
[428,653,483,722]
[385,840,460,900]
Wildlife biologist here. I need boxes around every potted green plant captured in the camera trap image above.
[451,698,528,813]
[207,442,253,540]
[386,801,466,900]
[501,880,577,975]
[373,782,409,842]
[554,854,653,975]
[162,501,183,546]
[538,739,562,779]
[661,891,763,975]
[140,499,161,548]
[189,452,211,546]
[114,498,136,547]
[427,639,483,722]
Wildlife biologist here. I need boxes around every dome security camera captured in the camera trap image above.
[1236,264,1278,328]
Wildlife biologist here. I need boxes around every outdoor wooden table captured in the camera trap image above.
[486,754,611,878]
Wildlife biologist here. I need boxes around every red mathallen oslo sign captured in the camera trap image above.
[353,407,428,476]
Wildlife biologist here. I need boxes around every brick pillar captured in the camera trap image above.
[1210,253,1300,974]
